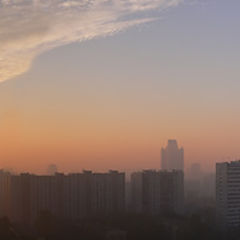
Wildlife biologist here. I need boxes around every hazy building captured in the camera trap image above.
[185,163,215,203]
[63,170,125,219]
[8,173,63,223]
[92,171,125,216]
[185,163,202,201]
[202,172,215,199]
[0,170,125,223]
[0,170,12,218]
[189,163,202,180]
[47,164,58,175]
[131,170,184,215]
[161,140,184,171]
[63,171,92,219]
[216,160,240,228]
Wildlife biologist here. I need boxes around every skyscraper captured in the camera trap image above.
[161,140,184,171]
[216,160,240,228]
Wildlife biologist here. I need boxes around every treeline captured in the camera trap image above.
[0,210,239,240]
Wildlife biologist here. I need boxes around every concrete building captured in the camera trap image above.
[92,170,125,216]
[63,171,92,220]
[8,173,63,224]
[131,170,184,215]
[0,170,11,218]
[185,163,202,202]
[161,140,184,171]
[0,170,125,224]
[63,170,125,219]
[216,160,240,228]
[202,172,215,199]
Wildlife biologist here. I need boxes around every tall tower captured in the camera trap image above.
[161,140,184,171]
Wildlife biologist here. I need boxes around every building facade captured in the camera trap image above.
[216,161,240,228]
[131,170,184,215]
[0,170,125,224]
[0,171,11,218]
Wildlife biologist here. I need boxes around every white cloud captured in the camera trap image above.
[0,0,184,82]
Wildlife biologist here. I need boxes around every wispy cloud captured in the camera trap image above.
[0,0,184,82]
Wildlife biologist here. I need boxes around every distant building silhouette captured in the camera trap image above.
[216,160,240,229]
[189,163,201,180]
[47,164,58,175]
[131,170,184,215]
[202,172,215,199]
[0,170,125,224]
[185,163,215,203]
[161,140,184,171]
[185,163,202,201]
[0,170,11,218]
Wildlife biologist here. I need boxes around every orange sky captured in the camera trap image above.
[1,91,240,174]
[1,0,240,174]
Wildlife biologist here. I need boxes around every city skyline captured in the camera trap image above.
[2,0,240,237]
[0,137,238,174]
[1,0,240,174]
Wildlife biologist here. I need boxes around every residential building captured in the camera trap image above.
[131,170,184,215]
[0,170,125,224]
[216,160,240,228]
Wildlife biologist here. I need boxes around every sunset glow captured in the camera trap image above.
[1,0,240,174]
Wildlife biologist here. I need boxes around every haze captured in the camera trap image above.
[0,0,240,174]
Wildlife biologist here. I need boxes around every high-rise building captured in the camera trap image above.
[0,170,125,223]
[185,163,202,200]
[0,170,11,218]
[92,170,125,216]
[161,140,184,171]
[202,172,215,199]
[216,160,240,228]
[64,170,125,219]
[9,173,64,224]
[131,170,184,215]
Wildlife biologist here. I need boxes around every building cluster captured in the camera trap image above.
[0,169,185,224]
[0,139,238,231]
[0,170,125,224]
[0,139,186,225]
[130,140,184,216]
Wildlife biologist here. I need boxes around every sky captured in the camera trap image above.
[0,0,240,174]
